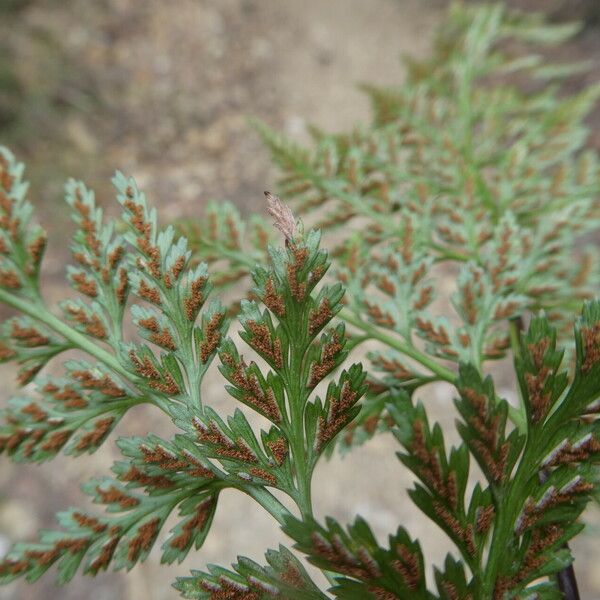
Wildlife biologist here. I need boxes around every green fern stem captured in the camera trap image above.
[0,288,173,414]
[479,432,542,598]
[240,485,293,526]
[0,289,127,377]
[288,303,315,520]
[341,308,527,432]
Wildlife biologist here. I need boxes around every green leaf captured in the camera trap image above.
[284,515,430,599]
[0,433,223,583]
[175,545,327,599]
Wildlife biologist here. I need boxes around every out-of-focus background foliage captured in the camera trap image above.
[0,1,598,598]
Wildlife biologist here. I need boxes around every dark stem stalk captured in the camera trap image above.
[557,565,580,600]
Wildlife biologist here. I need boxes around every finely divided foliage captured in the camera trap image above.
[0,146,229,580]
[0,146,367,593]
[0,4,599,600]
[180,3,600,444]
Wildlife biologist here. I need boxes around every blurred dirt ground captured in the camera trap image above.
[0,1,599,599]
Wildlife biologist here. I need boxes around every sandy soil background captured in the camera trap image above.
[0,1,599,598]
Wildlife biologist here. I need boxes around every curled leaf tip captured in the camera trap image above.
[264,191,296,242]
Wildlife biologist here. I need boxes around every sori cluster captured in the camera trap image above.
[0,3,599,599]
